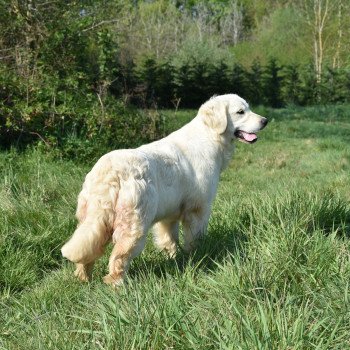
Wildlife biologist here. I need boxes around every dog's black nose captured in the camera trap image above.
[261,118,268,128]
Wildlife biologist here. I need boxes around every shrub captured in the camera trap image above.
[0,69,165,161]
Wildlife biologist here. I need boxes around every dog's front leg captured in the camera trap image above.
[74,262,95,282]
[182,207,210,253]
[153,220,179,258]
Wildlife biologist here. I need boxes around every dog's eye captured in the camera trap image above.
[237,109,245,115]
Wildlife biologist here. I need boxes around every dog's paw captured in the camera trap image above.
[103,274,124,287]
[74,264,91,282]
[166,246,177,259]
[160,242,178,259]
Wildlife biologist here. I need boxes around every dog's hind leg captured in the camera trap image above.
[103,226,147,287]
[103,175,157,286]
[153,220,179,258]
[103,202,153,286]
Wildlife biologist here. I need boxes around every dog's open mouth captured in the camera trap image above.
[234,130,258,144]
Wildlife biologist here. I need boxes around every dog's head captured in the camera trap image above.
[199,94,268,144]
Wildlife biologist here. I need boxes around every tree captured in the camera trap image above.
[320,67,348,104]
[296,0,349,83]
[230,63,248,99]
[174,63,196,108]
[263,58,283,108]
[247,60,263,105]
[207,61,231,96]
[137,57,159,107]
[220,0,244,46]
[156,61,176,108]
[282,65,301,105]
[174,59,210,108]
[299,64,318,106]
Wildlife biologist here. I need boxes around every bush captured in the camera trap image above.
[0,69,165,161]
[55,102,166,162]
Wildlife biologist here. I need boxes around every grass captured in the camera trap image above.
[1,104,350,349]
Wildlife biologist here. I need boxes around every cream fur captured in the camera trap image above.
[61,94,267,286]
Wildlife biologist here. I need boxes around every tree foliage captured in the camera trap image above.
[1,0,350,153]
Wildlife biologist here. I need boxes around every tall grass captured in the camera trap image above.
[1,104,350,349]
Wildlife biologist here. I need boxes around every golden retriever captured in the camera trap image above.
[61,94,268,286]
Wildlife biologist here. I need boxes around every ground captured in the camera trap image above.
[0,105,350,349]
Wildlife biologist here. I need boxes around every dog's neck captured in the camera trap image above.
[181,118,236,172]
[217,132,236,171]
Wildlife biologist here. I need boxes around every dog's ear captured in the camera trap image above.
[199,99,228,134]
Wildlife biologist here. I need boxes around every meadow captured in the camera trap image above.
[1,104,350,349]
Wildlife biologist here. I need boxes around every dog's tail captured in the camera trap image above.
[61,178,120,264]
[61,215,110,264]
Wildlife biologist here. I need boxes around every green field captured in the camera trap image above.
[1,105,350,349]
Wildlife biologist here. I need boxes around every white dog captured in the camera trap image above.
[61,94,268,286]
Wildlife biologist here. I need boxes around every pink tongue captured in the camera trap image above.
[241,131,257,142]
